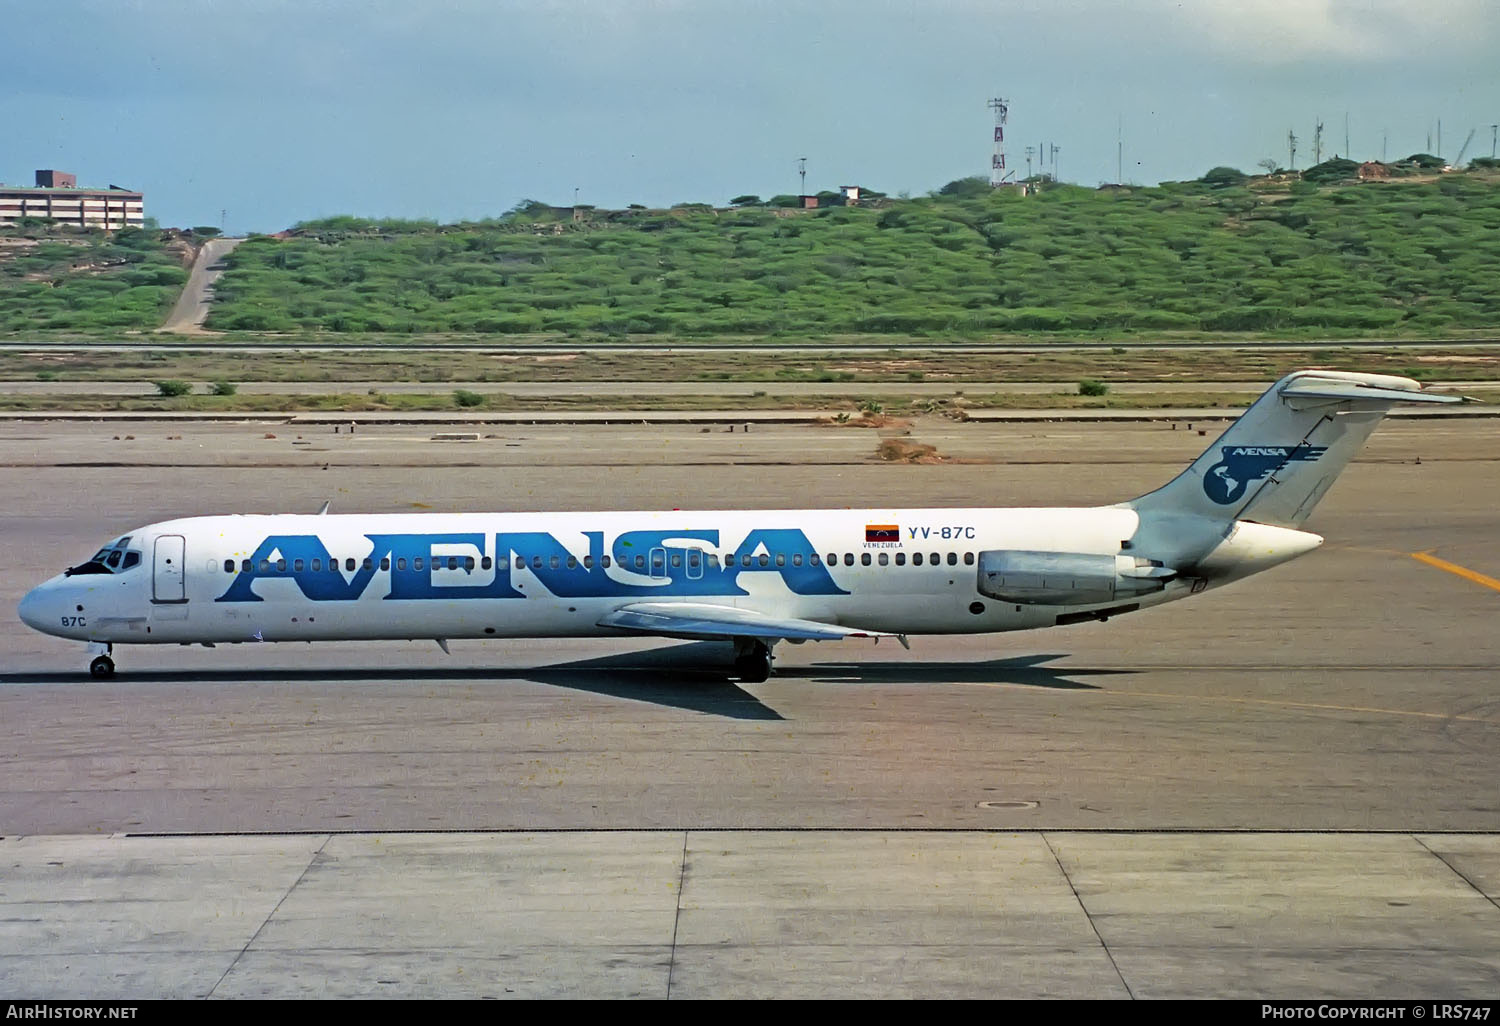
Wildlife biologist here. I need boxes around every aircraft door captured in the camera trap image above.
[153,534,187,603]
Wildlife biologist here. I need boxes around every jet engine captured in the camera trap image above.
[976,550,1177,606]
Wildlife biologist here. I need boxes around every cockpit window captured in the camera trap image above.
[65,538,142,577]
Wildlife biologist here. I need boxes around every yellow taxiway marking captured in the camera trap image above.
[1411,551,1500,594]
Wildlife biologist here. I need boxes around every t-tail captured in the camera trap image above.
[1124,370,1462,586]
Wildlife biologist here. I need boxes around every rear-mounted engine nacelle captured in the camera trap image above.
[977,550,1177,606]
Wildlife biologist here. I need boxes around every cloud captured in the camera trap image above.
[1166,0,1497,63]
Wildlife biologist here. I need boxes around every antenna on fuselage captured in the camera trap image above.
[316,501,330,515]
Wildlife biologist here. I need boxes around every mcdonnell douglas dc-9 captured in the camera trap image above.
[19,371,1460,681]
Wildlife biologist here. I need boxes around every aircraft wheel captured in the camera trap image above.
[89,655,115,680]
[734,642,773,683]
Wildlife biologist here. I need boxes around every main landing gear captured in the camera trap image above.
[88,643,114,679]
[732,639,774,683]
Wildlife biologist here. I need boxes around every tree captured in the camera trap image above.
[504,198,554,219]
[1403,153,1444,169]
[934,176,991,199]
[190,226,222,237]
[1301,157,1359,184]
[1199,166,1248,187]
[1257,158,1280,175]
[729,195,762,207]
[767,194,801,208]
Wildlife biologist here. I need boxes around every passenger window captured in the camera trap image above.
[896,552,906,566]
[532,556,543,570]
[775,553,785,567]
[549,556,559,570]
[293,559,305,572]
[826,553,836,566]
[312,558,321,571]
[380,557,390,571]
[964,552,975,565]
[634,554,645,569]
[259,559,271,573]
[482,556,493,570]
[792,553,803,567]
[345,558,356,572]
[415,557,425,571]
[566,556,576,570]
[861,553,871,566]
[466,556,476,571]
[758,554,769,567]
[362,558,373,571]
[499,557,510,570]
[741,554,752,568]
[583,555,593,569]
[947,552,957,566]
[241,559,252,572]
[397,557,407,571]
[930,552,940,564]
[913,552,924,566]
[843,553,854,566]
[276,558,287,572]
[878,553,889,566]
[670,553,681,568]
[222,559,233,573]
[810,554,821,566]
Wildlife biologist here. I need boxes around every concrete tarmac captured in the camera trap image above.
[1,416,1497,997]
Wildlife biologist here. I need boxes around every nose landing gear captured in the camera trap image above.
[87,643,114,679]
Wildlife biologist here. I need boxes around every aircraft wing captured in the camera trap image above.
[597,602,898,643]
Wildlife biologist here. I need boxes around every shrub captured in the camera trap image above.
[210,380,237,396]
[453,389,485,407]
[1078,379,1109,397]
[154,380,192,397]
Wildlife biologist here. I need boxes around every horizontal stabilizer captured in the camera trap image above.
[1280,381,1463,405]
[598,602,893,642]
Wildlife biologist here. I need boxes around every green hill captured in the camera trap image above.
[0,226,193,332]
[208,172,1500,340]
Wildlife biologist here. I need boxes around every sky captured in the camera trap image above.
[3,0,1497,233]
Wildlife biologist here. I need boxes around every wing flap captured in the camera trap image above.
[597,602,893,642]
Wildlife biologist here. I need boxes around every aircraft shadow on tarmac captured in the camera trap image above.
[0,646,1131,720]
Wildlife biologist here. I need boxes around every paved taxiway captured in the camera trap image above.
[1,416,1497,997]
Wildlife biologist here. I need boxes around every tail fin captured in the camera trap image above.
[1127,370,1461,529]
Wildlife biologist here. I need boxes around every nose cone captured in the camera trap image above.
[18,586,47,632]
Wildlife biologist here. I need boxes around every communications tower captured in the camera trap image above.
[988,97,1012,186]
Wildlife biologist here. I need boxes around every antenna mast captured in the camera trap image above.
[1288,129,1298,172]
[987,97,1010,186]
[1313,118,1324,165]
[797,157,807,197]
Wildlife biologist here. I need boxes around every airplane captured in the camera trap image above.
[17,370,1463,682]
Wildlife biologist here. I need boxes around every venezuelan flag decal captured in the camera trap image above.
[865,524,900,544]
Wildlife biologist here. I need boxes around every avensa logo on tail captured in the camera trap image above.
[1204,445,1328,505]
